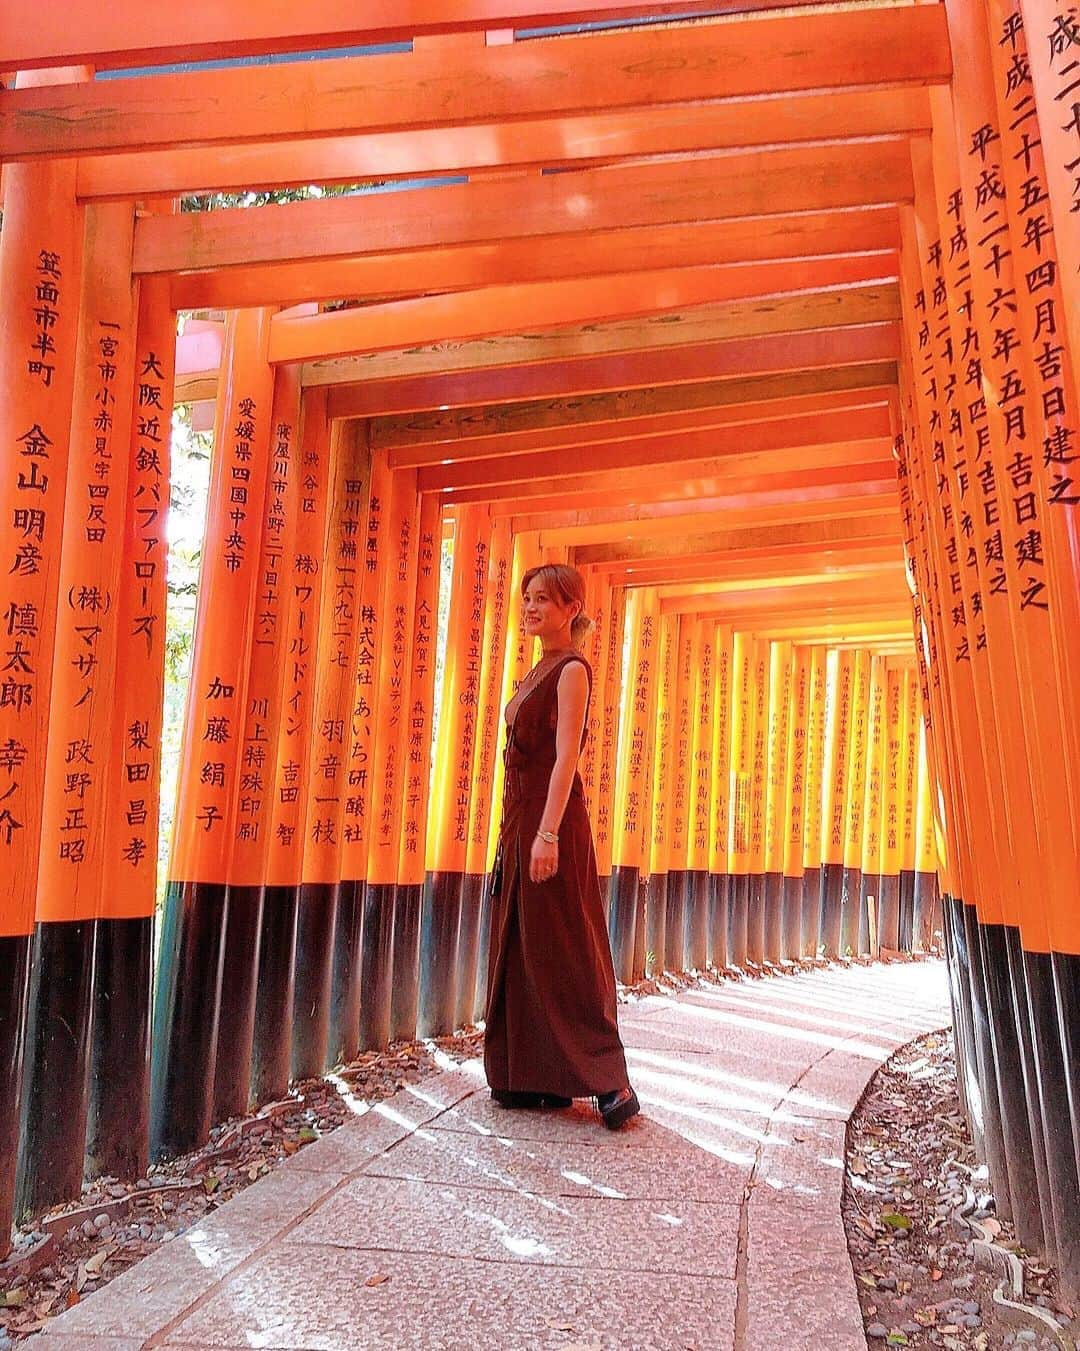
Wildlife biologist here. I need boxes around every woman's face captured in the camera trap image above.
[522,578,577,643]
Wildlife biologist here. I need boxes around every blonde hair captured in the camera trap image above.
[522,563,594,649]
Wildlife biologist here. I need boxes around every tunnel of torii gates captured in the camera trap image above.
[0,0,1078,1301]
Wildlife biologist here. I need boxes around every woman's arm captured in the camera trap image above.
[530,661,589,883]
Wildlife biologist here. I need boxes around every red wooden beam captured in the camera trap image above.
[1,8,951,160]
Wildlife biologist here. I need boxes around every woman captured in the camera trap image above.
[483,563,639,1130]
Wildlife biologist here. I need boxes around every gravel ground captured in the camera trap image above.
[843,1030,1075,1350]
[0,1029,484,1344]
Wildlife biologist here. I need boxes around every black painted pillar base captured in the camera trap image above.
[876,874,900,955]
[801,866,824,958]
[961,903,1012,1221]
[820,863,844,958]
[1024,947,1080,1303]
[151,881,228,1159]
[857,872,879,957]
[250,884,300,1105]
[979,921,1044,1254]
[913,870,940,952]
[325,880,361,1069]
[746,873,765,966]
[941,894,980,1151]
[898,869,916,951]
[359,882,395,1052]
[390,882,422,1041]
[644,872,668,979]
[686,870,709,972]
[780,875,802,963]
[472,875,494,1028]
[728,873,749,968]
[454,873,484,1031]
[417,871,462,1038]
[708,872,730,969]
[632,874,648,984]
[607,864,638,985]
[664,870,687,973]
[291,881,337,1080]
[0,933,32,1255]
[17,920,97,1216]
[213,884,264,1121]
[839,865,862,958]
[87,916,151,1181]
[763,871,783,964]
[1004,927,1056,1269]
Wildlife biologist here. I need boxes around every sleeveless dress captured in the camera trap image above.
[483,653,630,1099]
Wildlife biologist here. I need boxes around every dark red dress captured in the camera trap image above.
[484,653,630,1099]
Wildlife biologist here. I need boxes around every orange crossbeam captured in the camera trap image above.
[309,287,900,400]
[4,1,862,72]
[135,142,914,275]
[374,362,898,455]
[81,89,931,204]
[268,258,898,365]
[571,513,902,563]
[489,463,896,517]
[538,497,897,550]
[421,407,891,491]
[2,8,951,161]
[170,209,903,312]
[389,385,895,468]
[322,322,901,416]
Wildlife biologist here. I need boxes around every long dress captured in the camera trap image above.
[483,652,630,1099]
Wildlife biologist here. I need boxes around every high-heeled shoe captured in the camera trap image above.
[597,1087,640,1129]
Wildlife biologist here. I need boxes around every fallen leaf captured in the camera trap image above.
[298,1127,318,1144]
[881,1211,912,1232]
[364,1273,390,1287]
[849,1156,869,1176]
[2,1289,28,1308]
[886,1334,909,1347]
[931,1269,943,1281]
[203,1174,220,1194]
[84,1248,109,1275]
[65,1288,80,1308]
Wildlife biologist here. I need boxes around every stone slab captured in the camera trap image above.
[36,1168,343,1341]
[161,1246,738,1351]
[288,1173,740,1277]
[743,1188,866,1351]
[363,1120,749,1203]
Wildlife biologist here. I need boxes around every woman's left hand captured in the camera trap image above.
[530,834,559,884]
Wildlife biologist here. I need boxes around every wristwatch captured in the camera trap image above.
[536,829,558,844]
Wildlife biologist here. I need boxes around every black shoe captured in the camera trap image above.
[491,1090,573,1110]
[597,1087,640,1130]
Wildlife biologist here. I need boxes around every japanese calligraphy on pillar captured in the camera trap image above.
[105,276,174,909]
[229,365,301,887]
[0,179,81,933]
[710,626,733,877]
[367,467,421,886]
[339,449,391,877]
[265,390,330,888]
[690,624,714,866]
[401,496,441,885]
[39,204,137,921]
[169,310,273,885]
[594,584,624,870]
[466,518,510,877]
[302,420,367,885]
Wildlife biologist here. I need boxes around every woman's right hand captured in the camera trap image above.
[530,834,559,884]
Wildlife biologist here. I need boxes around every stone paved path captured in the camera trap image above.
[34,960,951,1351]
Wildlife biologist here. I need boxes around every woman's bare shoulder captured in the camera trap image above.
[556,656,591,691]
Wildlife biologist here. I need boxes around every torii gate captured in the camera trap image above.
[0,0,1077,1303]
